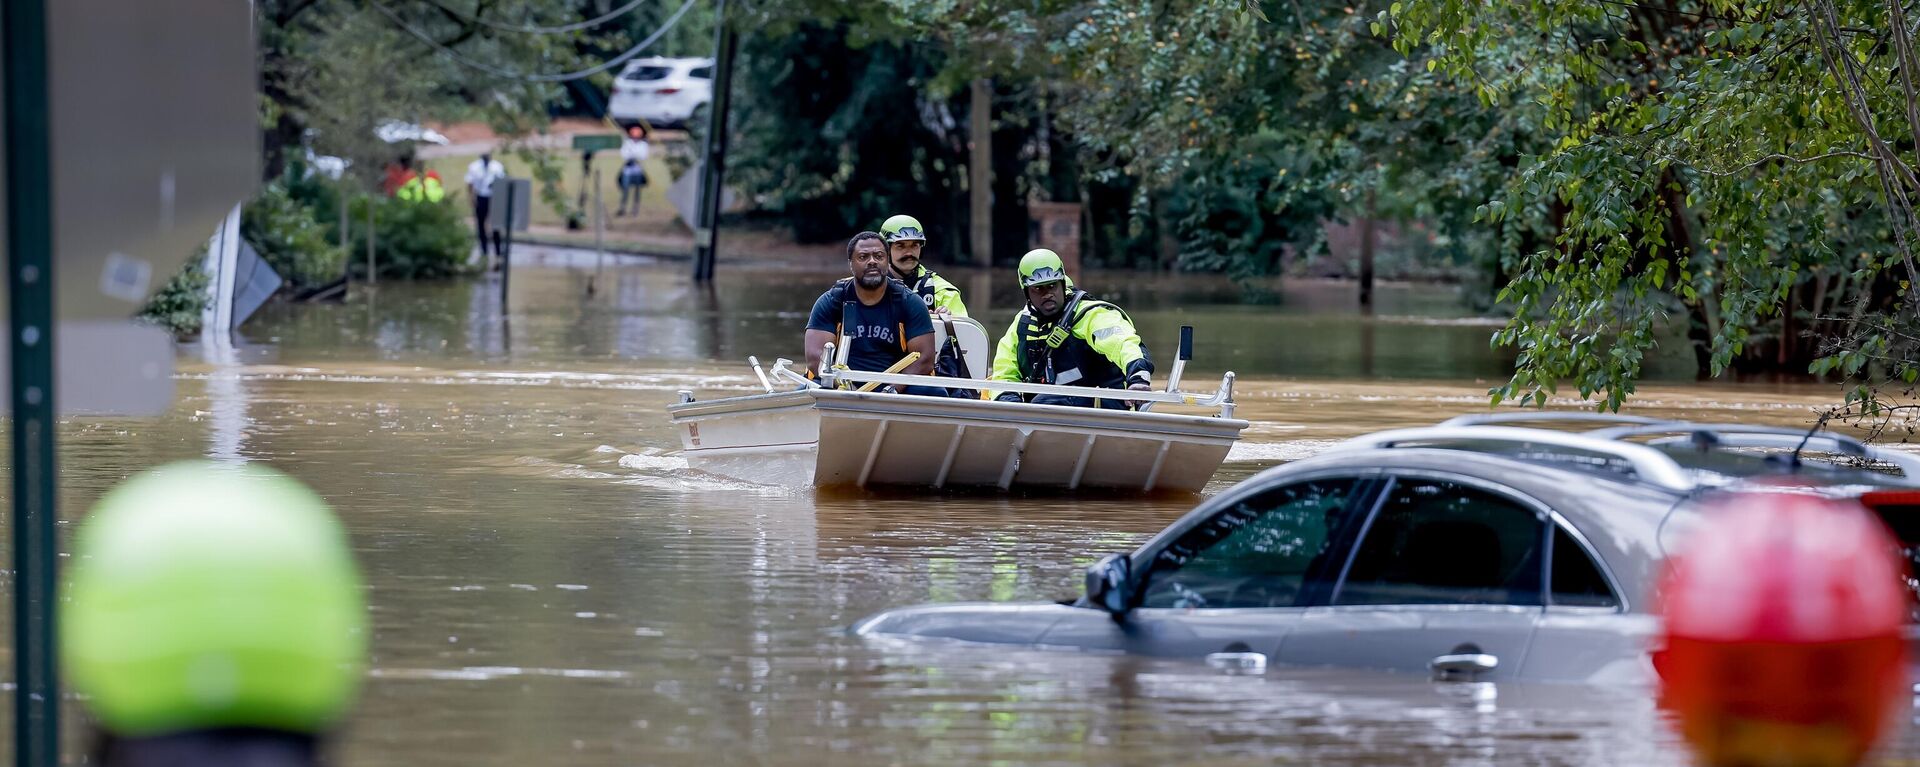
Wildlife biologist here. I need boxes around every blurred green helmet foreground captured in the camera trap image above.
[1018,248,1070,288]
[880,214,926,243]
[63,461,366,737]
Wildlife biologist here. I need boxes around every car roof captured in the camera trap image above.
[622,56,714,69]
[1136,416,1920,613]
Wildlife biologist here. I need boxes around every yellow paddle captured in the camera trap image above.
[856,352,921,392]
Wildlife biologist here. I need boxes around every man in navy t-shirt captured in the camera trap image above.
[805,231,943,395]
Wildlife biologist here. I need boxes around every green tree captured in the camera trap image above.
[1388,0,1920,416]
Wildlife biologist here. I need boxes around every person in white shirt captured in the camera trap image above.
[464,152,507,257]
[616,125,650,216]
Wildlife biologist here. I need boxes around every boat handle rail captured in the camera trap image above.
[767,358,820,390]
[821,368,1238,418]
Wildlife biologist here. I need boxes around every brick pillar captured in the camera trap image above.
[1028,201,1083,277]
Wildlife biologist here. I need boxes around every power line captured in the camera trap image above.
[416,0,653,35]
[370,0,698,83]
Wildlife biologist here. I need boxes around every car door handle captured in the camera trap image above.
[1429,649,1498,681]
[1205,651,1268,674]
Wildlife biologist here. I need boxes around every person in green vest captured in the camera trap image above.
[880,214,967,318]
[881,213,974,391]
[63,461,366,767]
[989,248,1154,409]
[396,161,446,203]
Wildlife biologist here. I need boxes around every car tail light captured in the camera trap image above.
[655,88,680,96]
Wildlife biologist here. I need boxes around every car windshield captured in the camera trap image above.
[621,65,672,82]
[1137,478,1359,609]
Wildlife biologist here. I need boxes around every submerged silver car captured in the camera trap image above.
[853,415,1920,683]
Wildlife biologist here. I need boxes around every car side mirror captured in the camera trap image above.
[1084,552,1134,620]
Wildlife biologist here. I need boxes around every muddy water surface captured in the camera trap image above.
[12,250,1915,765]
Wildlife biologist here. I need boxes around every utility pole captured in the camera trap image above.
[969,78,993,267]
[1358,189,1376,313]
[4,0,62,762]
[692,0,739,282]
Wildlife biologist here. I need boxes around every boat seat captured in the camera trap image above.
[836,316,993,381]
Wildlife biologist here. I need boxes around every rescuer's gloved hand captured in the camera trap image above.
[995,392,1024,403]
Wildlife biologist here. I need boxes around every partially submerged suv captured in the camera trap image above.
[854,414,1920,683]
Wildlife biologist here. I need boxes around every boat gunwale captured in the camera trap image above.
[669,388,1248,442]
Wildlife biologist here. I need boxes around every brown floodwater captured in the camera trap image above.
[7,246,1919,765]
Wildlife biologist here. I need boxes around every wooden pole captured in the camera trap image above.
[969,78,993,267]
[1358,189,1376,312]
[692,0,739,282]
[365,201,377,285]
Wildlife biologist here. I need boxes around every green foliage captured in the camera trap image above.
[243,180,347,291]
[1164,131,1334,280]
[726,17,971,246]
[137,259,210,338]
[348,197,476,280]
[1385,0,1920,410]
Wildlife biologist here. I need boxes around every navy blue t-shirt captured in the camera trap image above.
[807,279,935,373]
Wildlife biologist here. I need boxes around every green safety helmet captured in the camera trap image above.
[63,461,367,737]
[880,214,926,243]
[1018,248,1074,289]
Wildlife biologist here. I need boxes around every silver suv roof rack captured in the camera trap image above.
[1583,423,1920,479]
[1333,419,1920,491]
[1439,413,1672,428]
[1332,425,1697,491]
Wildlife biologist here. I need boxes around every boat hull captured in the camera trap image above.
[668,389,1247,492]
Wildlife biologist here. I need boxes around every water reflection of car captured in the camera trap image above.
[608,56,712,129]
[854,414,1920,684]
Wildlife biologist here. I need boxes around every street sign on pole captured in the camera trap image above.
[572,134,622,153]
[3,1,258,763]
[489,177,533,232]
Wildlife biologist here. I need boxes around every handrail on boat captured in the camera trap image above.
[747,356,775,393]
[821,368,1239,419]
[767,358,819,389]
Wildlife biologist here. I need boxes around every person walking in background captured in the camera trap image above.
[617,124,650,216]
[465,151,506,259]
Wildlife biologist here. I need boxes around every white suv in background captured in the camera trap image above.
[608,57,713,129]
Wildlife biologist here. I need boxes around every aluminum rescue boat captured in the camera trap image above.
[666,320,1248,492]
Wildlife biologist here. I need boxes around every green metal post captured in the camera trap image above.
[3,0,63,762]
[501,180,515,310]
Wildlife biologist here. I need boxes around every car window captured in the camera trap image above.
[1549,525,1618,608]
[621,65,672,81]
[687,66,713,79]
[1336,478,1545,606]
[1138,478,1360,609]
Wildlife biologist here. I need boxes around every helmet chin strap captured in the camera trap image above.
[1028,286,1080,322]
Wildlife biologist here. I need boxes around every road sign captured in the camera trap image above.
[668,162,736,235]
[0,0,254,415]
[489,178,533,232]
[572,134,622,153]
[13,0,259,320]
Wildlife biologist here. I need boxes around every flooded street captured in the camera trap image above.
[18,250,1920,764]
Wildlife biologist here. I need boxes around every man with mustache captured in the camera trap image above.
[806,231,942,395]
[989,249,1154,409]
[881,213,973,396]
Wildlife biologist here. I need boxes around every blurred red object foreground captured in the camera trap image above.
[1655,491,1910,767]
